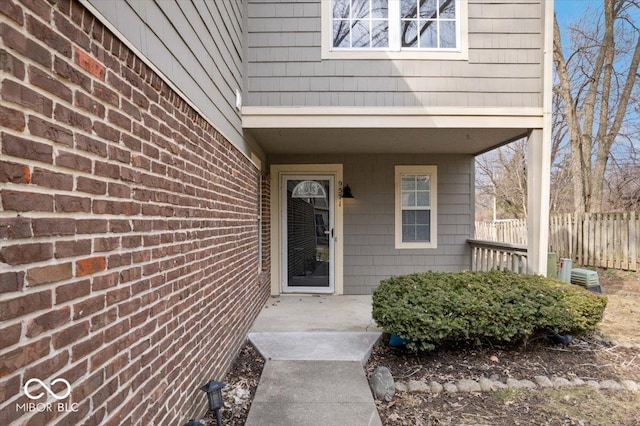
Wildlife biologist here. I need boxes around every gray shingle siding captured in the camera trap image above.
[247,0,544,108]
[85,0,258,157]
[270,153,474,295]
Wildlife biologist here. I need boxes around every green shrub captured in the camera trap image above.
[372,270,607,351]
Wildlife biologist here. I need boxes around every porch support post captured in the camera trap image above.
[526,128,551,275]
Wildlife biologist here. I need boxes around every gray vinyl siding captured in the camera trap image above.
[270,154,474,295]
[84,0,259,157]
[247,0,543,108]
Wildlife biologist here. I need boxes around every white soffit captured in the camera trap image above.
[246,127,529,155]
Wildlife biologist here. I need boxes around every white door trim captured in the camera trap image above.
[270,164,344,295]
[281,174,335,294]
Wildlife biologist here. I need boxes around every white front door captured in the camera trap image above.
[281,175,335,293]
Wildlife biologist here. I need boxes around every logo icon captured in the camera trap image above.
[24,378,71,401]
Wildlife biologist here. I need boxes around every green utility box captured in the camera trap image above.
[570,268,602,293]
[547,253,558,279]
[558,258,572,282]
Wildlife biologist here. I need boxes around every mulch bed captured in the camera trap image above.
[365,334,640,425]
[201,342,265,426]
[366,334,640,384]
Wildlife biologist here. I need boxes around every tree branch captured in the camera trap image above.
[608,29,640,143]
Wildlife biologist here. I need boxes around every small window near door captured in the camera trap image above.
[395,165,437,249]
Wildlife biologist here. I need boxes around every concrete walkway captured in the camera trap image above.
[245,295,383,426]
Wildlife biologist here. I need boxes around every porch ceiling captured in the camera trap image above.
[245,127,529,155]
[242,106,542,155]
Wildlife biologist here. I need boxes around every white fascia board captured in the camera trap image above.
[242,107,544,129]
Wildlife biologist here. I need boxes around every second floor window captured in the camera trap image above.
[332,0,458,51]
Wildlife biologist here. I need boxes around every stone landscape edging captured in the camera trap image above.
[393,376,639,394]
[369,336,640,401]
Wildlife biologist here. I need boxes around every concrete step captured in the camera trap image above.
[248,331,381,365]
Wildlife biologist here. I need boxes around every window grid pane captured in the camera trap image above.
[440,0,455,18]
[439,20,456,48]
[372,0,389,17]
[401,208,431,242]
[400,0,457,49]
[332,0,390,48]
[333,0,456,50]
[419,0,437,18]
[401,174,431,208]
[418,21,437,48]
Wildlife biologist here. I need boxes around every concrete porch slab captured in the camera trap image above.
[248,331,381,364]
[245,360,382,426]
[250,295,382,332]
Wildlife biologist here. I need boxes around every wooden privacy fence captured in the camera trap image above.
[475,212,639,271]
[551,212,639,271]
[474,219,527,245]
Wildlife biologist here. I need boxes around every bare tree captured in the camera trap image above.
[476,85,576,220]
[604,145,640,210]
[549,81,575,214]
[476,140,528,220]
[553,0,640,213]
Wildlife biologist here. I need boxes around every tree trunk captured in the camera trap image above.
[553,15,588,214]
[590,1,640,212]
[553,0,640,214]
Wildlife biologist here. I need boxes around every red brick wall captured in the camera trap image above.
[0,1,270,424]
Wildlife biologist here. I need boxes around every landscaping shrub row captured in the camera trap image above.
[372,270,608,351]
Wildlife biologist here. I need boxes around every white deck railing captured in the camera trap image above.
[468,239,528,273]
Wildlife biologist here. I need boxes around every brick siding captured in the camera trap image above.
[0,0,270,425]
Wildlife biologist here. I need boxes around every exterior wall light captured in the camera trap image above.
[338,180,355,199]
[342,184,354,199]
[200,379,226,426]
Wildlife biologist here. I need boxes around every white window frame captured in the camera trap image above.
[395,165,438,249]
[322,0,468,60]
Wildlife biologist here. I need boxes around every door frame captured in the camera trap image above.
[270,164,344,295]
[281,174,335,294]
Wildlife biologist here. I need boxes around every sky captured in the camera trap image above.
[554,0,592,56]
[555,0,590,25]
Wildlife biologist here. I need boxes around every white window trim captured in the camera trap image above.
[395,165,438,249]
[321,0,468,60]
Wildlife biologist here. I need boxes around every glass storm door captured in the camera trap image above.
[282,175,335,293]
